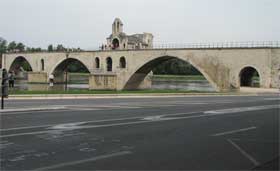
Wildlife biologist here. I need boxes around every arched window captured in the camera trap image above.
[119,57,126,68]
[106,57,113,72]
[41,59,44,71]
[95,57,100,69]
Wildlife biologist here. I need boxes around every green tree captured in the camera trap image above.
[26,47,32,52]
[56,44,65,52]
[16,42,25,52]
[48,44,53,52]
[0,37,7,54]
[152,59,202,75]
[7,41,17,52]
[35,47,42,52]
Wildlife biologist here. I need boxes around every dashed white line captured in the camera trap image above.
[204,105,279,114]
[32,151,132,171]
[211,127,257,136]
[228,139,260,166]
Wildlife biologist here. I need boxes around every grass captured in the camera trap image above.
[9,89,214,95]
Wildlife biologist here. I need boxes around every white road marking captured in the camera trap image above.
[32,151,132,171]
[204,105,279,114]
[1,130,60,138]
[211,127,257,136]
[0,111,199,132]
[228,139,260,166]
[143,115,164,121]
[0,109,70,115]
[0,106,67,114]
[0,141,14,149]
[264,98,280,101]
[50,122,86,130]
[1,104,278,138]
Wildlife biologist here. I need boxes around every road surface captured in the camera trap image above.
[0,95,279,170]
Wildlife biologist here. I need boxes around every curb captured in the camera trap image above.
[0,106,67,113]
[5,93,267,100]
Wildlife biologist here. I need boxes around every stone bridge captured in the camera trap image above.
[2,47,280,92]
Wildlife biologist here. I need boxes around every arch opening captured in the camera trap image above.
[239,66,260,87]
[95,57,100,69]
[9,56,33,74]
[52,58,90,85]
[41,59,45,71]
[106,57,113,72]
[123,56,216,92]
[9,56,33,83]
[112,39,119,50]
[119,57,126,69]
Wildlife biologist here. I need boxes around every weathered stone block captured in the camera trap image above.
[28,72,48,83]
[89,74,117,90]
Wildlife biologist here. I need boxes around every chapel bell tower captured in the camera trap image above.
[112,18,123,35]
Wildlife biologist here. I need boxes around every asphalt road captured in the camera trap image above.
[0,95,279,170]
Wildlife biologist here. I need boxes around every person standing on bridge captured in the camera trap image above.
[49,74,54,87]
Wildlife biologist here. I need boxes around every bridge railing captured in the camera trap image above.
[152,41,280,49]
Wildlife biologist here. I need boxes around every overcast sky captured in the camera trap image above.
[1,0,279,49]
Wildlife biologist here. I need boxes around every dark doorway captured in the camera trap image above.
[112,39,120,50]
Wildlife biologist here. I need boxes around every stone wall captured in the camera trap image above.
[271,49,280,88]
[4,48,280,92]
[28,72,48,83]
[89,74,117,90]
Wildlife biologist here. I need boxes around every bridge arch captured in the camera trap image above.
[9,56,33,74]
[123,55,219,91]
[50,57,90,83]
[239,66,260,87]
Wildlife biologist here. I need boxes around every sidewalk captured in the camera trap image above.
[240,87,279,93]
[5,92,264,100]
[4,88,279,100]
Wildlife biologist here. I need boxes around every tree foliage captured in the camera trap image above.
[0,38,83,53]
[48,44,53,52]
[16,42,25,52]
[7,41,17,52]
[0,37,7,54]
[56,44,65,52]
[152,59,202,75]
[67,61,89,73]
